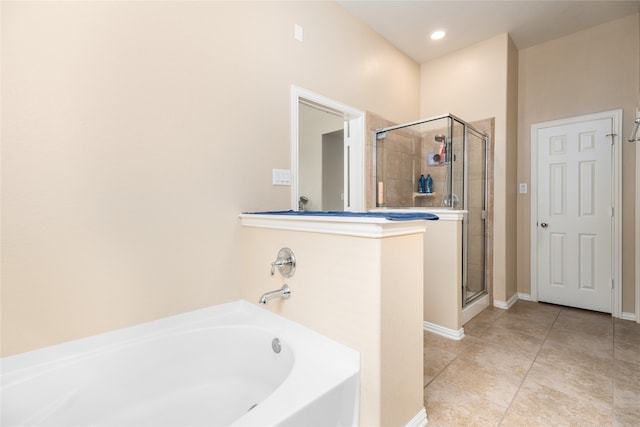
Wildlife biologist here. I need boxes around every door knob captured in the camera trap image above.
[540,222,548,228]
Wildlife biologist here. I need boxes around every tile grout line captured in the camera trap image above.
[496,306,563,426]
[436,307,508,388]
[423,333,474,389]
[423,308,510,413]
[424,302,635,426]
[612,319,640,424]
[608,318,640,424]
[611,317,617,423]
[607,318,640,423]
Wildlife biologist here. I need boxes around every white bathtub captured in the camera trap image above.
[1,300,360,426]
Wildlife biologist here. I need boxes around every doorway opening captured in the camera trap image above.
[291,86,365,212]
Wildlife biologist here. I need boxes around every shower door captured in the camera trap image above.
[463,128,488,306]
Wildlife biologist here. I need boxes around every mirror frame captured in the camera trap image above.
[291,85,365,211]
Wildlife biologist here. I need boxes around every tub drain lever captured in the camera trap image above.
[270,247,296,278]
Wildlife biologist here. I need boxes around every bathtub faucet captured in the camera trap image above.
[259,284,291,305]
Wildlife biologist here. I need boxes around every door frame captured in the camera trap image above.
[291,85,365,212]
[636,115,640,323]
[530,109,622,317]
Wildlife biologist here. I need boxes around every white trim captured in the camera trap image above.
[239,214,428,239]
[530,109,622,317]
[612,110,623,318]
[494,292,519,310]
[621,312,637,322]
[517,292,534,301]
[636,111,640,324]
[405,408,428,427]
[291,86,365,212]
[423,321,465,340]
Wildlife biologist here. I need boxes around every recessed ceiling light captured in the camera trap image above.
[430,30,446,40]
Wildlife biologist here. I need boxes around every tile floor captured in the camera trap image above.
[423,300,640,426]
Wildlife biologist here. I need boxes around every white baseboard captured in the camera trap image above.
[621,312,637,321]
[405,407,427,427]
[493,292,519,310]
[423,321,465,340]
[510,294,634,320]
[517,293,534,301]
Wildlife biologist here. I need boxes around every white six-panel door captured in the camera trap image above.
[535,117,614,313]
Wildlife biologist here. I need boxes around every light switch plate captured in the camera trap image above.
[294,24,303,42]
[273,169,291,186]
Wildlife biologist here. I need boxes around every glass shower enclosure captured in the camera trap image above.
[375,114,489,307]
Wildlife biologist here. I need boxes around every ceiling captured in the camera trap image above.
[336,1,640,63]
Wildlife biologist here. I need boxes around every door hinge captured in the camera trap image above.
[606,133,616,145]
[610,206,614,217]
[611,279,614,289]
[481,210,487,220]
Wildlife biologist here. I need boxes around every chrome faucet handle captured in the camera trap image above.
[270,260,286,276]
[270,247,296,278]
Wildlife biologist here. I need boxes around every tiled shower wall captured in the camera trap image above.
[367,114,452,208]
[367,113,488,211]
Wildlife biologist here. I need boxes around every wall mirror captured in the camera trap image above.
[291,86,365,212]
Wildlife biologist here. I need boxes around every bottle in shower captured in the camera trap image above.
[419,174,426,193]
[426,174,433,194]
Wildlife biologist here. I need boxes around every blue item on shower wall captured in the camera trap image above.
[419,175,426,193]
[426,174,433,194]
[244,210,439,221]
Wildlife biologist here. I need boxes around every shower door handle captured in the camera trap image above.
[540,222,548,228]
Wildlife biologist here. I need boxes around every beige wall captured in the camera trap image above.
[241,224,424,427]
[423,218,463,331]
[420,33,519,304]
[380,233,424,426]
[1,1,420,356]
[517,13,639,314]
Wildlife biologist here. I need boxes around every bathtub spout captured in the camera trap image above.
[260,284,291,304]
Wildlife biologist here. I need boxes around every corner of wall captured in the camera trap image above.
[505,33,520,300]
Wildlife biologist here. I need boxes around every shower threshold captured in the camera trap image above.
[462,292,489,325]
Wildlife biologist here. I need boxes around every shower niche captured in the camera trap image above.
[374,114,490,313]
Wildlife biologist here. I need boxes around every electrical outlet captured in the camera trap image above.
[519,183,528,194]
